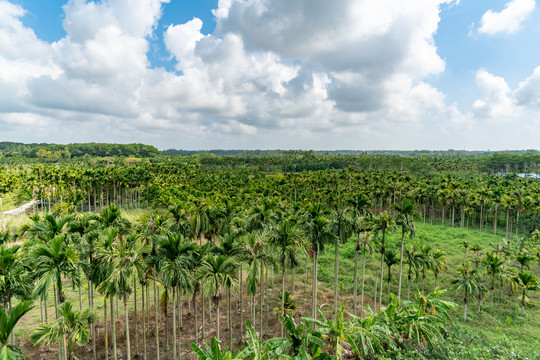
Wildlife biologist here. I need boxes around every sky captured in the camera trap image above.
[1,0,540,150]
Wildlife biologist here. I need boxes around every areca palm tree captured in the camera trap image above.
[452,263,480,321]
[305,216,333,320]
[0,301,33,360]
[359,232,374,317]
[348,195,373,316]
[156,233,196,359]
[33,234,79,307]
[384,249,400,299]
[373,211,396,310]
[419,245,434,294]
[270,220,303,335]
[99,234,145,360]
[393,198,415,299]
[235,231,271,335]
[482,253,505,305]
[329,203,352,317]
[432,250,447,289]
[31,302,91,360]
[404,245,421,300]
[512,271,538,316]
[198,254,237,343]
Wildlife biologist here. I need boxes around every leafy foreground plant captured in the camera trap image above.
[30,302,92,360]
[192,290,457,360]
[0,301,33,360]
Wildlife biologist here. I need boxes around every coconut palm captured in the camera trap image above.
[512,271,538,316]
[0,300,33,360]
[31,302,91,360]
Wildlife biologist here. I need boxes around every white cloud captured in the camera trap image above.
[478,0,535,35]
[5,0,537,150]
[472,69,516,119]
[514,66,540,107]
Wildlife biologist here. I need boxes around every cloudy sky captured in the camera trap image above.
[1,0,539,150]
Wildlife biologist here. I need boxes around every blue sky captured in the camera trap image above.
[1,0,539,150]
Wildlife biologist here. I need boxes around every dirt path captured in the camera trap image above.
[0,200,37,216]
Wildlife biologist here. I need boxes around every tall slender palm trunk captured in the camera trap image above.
[134,279,138,355]
[360,246,367,317]
[111,296,117,360]
[281,267,285,337]
[312,251,318,319]
[142,285,147,360]
[154,277,160,360]
[104,298,108,359]
[333,240,340,318]
[353,235,359,315]
[172,289,177,360]
[215,299,220,341]
[397,231,405,299]
[124,295,131,360]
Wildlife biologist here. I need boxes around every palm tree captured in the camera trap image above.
[359,232,374,317]
[235,231,271,335]
[393,198,415,300]
[99,234,145,360]
[31,302,91,360]
[198,254,237,342]
[512,271,538,316]
[348,194,372,316]
[432,250,448,289]
[33,234,79,307]
[384,248,400,299]
[27,213,72,242]
[0,301,33,360]
[156,233,196,359]
[270,220,303,335]
[305,216,333,320]
[94,228,121,360]
[403,245,421,300]
[372,211,396,310]
[0,245,33,313]
[418,245,434,294]
[452,263,480,321]
[482,253,505,305]
[329,203,352,317]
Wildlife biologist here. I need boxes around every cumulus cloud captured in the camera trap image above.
[5,0,537,149]
[472,69,516,119]
[478,0,535,35]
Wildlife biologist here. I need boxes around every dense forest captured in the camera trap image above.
[0,143,539,360]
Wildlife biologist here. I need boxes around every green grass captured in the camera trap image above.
[311,220,540,359]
